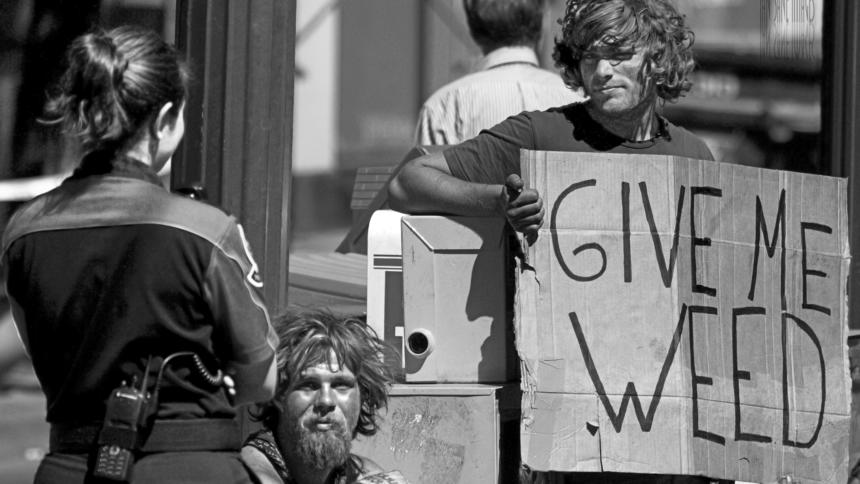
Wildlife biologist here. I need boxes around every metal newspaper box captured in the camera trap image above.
[401,215,514,383]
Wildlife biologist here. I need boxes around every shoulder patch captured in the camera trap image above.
[236,224,264,288]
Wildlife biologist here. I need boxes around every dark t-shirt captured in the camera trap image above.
[444,102,714,184]
[1,158,277,423]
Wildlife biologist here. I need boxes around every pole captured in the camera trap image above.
[174,0,296,315]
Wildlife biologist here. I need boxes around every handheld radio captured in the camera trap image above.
[93,362,151,481]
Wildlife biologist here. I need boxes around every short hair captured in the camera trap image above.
[463,0,546,52]
[43,25,190,156]
[552,0,696,102]
[254,309,395,437]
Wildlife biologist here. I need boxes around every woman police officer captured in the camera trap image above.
[1,26,278,483]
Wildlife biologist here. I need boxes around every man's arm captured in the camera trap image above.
[388,150,544,235]
[388,151,502,216]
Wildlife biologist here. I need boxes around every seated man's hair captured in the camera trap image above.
[552,0,696,102]
[253,309,395,437]
[464,0,546,52]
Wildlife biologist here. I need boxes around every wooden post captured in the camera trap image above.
[173,0,296,315]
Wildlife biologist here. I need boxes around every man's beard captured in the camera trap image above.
[288,417,352,471]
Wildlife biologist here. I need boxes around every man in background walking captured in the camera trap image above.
[415,0,583,146]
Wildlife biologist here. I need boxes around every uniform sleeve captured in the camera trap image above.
[443,112,536,185]
[203,220,278,394]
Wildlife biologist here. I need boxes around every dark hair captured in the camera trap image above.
[43,25,189,156]
[253,309,395,438]
[463,0,546,52]
[552,0,695,102]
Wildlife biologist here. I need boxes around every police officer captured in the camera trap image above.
[1,26,278,483]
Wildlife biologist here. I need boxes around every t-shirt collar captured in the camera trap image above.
[476,46,539,72]
[574,104,672,149]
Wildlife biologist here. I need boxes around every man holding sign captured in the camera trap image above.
[391,1,851,483]
[389,0,728,482]
[389,0,713,237]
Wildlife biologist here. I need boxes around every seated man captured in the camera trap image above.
[242,309,408,484]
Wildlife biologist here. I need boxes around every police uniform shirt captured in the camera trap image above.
[1,156,278,423]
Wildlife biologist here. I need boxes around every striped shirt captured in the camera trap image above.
[415,46,585,146]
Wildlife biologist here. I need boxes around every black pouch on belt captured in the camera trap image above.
[92,375,151,482]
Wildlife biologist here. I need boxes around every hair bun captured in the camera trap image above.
[92,31,127,89]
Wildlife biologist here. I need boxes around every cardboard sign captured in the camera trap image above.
[516,151,851,483]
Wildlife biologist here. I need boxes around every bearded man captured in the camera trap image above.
[241,310,408,484]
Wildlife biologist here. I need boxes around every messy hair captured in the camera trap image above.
[253,309,395,437]
[552,0,695,102]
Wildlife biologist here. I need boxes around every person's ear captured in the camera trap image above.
[153,101,180,140]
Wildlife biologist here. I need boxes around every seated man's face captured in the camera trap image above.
[579,42,654,116]
[277,351,362,470]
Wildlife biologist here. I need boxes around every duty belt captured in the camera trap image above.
[50,418,242,454]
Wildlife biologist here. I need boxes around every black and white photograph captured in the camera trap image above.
[0,1,857,483]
